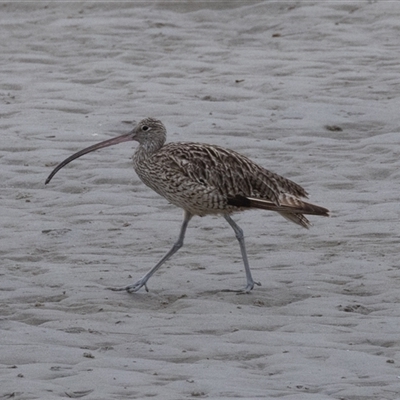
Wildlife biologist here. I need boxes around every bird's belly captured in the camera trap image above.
[159,186,228,216]
[137,172,231,216]
[167,196,229,216]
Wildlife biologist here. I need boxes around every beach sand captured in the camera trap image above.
[1,1,400,399]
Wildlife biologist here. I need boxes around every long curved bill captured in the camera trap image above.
[45,131,134,185]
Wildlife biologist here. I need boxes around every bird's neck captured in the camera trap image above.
[134,138,164,163]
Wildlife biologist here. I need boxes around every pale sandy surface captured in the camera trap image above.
[1,1,400,399]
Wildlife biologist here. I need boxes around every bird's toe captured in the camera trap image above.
[241,280,261,294]
[124,278,149,293]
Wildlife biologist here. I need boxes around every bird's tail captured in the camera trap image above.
[227,194,329,229]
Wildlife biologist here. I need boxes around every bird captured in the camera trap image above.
[45,117,329,293]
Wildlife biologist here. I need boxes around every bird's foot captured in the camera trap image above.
[108,277,149,293]
[222,280,261,294]
[240,280,262,294]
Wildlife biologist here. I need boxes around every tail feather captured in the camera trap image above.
[228,195,329,216]
[279,212,311,229]
[227,194,329,228]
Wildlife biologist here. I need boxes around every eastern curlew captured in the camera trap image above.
[46,117,329,293]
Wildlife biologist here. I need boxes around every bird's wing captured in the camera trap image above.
[260,169,309,198]
[154,143,282,204]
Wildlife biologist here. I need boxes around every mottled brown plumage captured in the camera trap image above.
[46,117,329,293]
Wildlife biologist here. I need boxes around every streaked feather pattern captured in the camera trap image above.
[133,126,329,227]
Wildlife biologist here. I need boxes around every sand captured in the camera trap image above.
[1,1,400,399]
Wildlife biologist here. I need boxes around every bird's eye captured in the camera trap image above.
[141,125,149,131]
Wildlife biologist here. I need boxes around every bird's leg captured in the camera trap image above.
[223,214,261,293]
[110,210,192,293]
